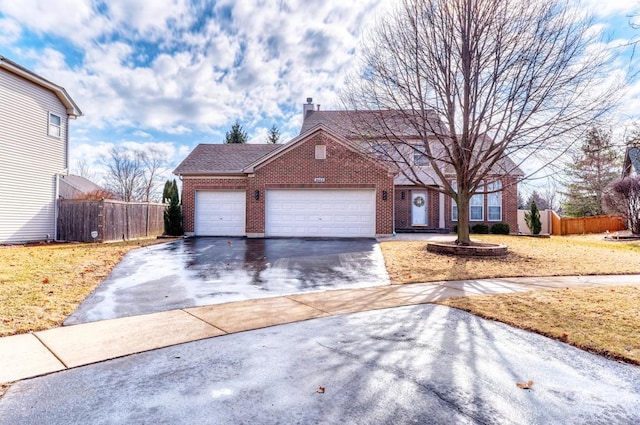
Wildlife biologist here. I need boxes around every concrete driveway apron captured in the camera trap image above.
[64,237,389,325]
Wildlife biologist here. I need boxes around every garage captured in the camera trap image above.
[266,189,376,237]
[195,191,246,236]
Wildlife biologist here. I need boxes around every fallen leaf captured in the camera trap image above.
[317,386,325,394]
[516,380,534,389]
[42,278,50,284]
[560,333,569,342]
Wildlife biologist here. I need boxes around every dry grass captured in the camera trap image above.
[438,285,640,365]
[0,239,174,337]
[380,234,640,284]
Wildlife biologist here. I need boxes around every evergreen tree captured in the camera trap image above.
[224,121,248,144]
[266,124,280,144]
[562,127,620,217]
[524,200,542,235]
[163,179,183,236]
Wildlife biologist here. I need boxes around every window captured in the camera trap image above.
[452,180,485,221]
[470,183,484,221]
[48,113,61,138]
[487,181,502,221]
[451,181,458,221]
[413,145,429,166]
[315,145,326,160]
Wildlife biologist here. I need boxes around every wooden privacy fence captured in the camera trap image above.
[550,211,626,236]
[58,199,165,242]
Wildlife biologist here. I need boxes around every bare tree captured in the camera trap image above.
[101,146,168,202]
[604,176,640,234]
[341,0,620,245]
[102,146,145,202]
[138,147,168,202]
[72,158,98,181]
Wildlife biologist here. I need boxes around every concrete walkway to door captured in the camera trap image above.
[1,273,638,384]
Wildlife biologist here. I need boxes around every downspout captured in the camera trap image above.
[55,115,70,242]
[54,173,60,241]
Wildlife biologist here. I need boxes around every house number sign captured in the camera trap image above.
[314,177,326,183]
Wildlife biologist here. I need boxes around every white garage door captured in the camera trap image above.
[266,189,376,237]
[195,191,246,236]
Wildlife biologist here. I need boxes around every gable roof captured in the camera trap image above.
[243,124,395,175]
[0,55,82,118]
[623,146,640,177]
[174,144,280,175]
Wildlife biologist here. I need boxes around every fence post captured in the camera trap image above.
[98,199,105,242]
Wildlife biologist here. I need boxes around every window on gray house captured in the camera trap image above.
[49,113,61,138]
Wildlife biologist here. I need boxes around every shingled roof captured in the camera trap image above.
[300,109,444,138]
[174,144,281,175]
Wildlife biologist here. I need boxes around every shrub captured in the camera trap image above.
[471,223,490,234]
[490,222,510,234]
[524,200,542,234]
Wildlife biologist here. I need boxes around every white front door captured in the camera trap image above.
[265,189,376,237]
[195,191,246,236]
[412,191,428,226]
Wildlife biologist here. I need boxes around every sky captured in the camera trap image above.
[1,0,640,185]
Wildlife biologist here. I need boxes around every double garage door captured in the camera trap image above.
[195,189,376,237]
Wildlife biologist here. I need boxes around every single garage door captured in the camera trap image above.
[195,191,246,236]
[266,189,376,237]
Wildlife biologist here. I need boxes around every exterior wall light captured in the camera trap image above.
[382,190,388,201]
[254,190,260,200]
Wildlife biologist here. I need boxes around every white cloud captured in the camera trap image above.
[0,0,108,45]
[0,17,20,45]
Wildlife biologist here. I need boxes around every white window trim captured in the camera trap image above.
[48,112,62,138]
[487,181,503,222]
[451,181,458,221]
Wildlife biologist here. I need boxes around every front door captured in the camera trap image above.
[412,191,428,226]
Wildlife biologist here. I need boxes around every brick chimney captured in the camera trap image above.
[303,97,315,119]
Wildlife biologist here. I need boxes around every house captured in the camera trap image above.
[174,99,521,238]
[622,146,640,178]
[0,55,82,243]
[58,174,112,200]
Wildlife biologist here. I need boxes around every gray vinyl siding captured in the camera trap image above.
[0,68,68,243]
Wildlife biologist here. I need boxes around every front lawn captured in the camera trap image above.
[0,239,172,337]
[380,234,640,284]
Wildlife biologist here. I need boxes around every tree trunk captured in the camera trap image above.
[456,194,471,245]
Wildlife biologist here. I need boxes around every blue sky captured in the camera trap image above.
[1,0,640,183]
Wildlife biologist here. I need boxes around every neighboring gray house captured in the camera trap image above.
[58,174,110,200]
[0,55,82,244]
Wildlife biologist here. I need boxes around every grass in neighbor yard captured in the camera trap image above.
[0,239,173,338]
[438,285,640,365]
[380,234,640,284]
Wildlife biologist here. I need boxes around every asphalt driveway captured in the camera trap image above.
[3,304,639,424]
[65,237,389,325]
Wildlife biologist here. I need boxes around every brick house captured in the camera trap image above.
[175,100,521,238]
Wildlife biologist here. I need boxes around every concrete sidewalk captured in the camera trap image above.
[1,274,638,383]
